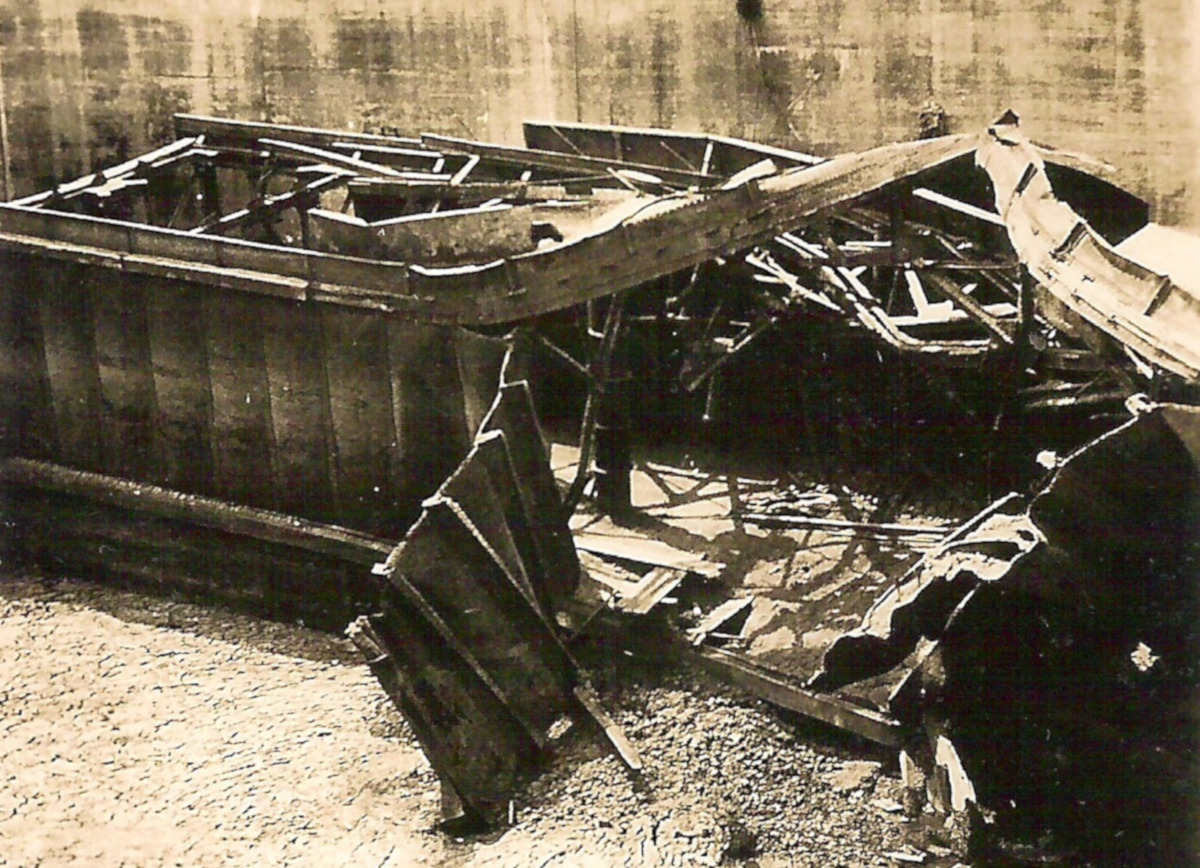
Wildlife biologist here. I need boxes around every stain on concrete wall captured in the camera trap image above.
[0,0,1195,228]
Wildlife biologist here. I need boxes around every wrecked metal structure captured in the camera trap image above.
[1,112,1198,858]
[812,402,1200,864]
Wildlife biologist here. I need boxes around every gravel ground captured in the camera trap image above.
[496,676,923,868]
[0,573,446,868]
[0,569,951,868]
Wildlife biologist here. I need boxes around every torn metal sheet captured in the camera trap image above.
[350,374,636,825]
[811,494,1041,691]
[376,497,577,749]
[478,379,582,614]
[347,588,543,825]
[354,514,573,822]
[0,119,979,326]
[808,403,1200,863]
[977,118,1200,382]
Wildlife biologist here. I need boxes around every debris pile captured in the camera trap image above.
[809,403,1200,863]
[2,110,1199,866]
[347,369,653,827]
[515,678,915,866]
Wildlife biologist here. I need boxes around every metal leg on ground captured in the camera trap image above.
[593,364,632,515]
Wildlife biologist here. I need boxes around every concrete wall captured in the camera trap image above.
[0,0,1197,228]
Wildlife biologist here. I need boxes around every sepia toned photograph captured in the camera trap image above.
[1,2,1197,865]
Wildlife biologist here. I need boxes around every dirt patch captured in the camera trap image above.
[0,570,445,868]
[0,569,941,867]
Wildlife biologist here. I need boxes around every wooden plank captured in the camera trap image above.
[575,554,687,616]
[487,136,978,324]
[192,173,345,237]
[573,525,724,578]
[690,646,904,747]
[89,270,160,482]
[617,566,687,615]
[330,141,442,163]
[578,548,642,589]
[737,513,949,536]
[321,306,399,536]
[259,138,435,180]
[921,270,1015,345]
[643,461,777,489]
[573,682,643,772]
[450,154,480,186]
[0,254,55,460]
[903,269,939,316]
[0,457,393,565]
[38,261,104,472]
[688,595,756,645]
[175,113,424,154]
[421,132,709,188]
[12,137,202,208]
[259,299,337,523]
[203,291,276,509]
[144,281,214,495]
[822,266,994,361]
[522,120,822,172]
[348,177,569,202]
[912,187,1005,226]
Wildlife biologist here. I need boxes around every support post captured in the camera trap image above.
[196,161,221,222]
[564,292,628,515]
[593,359,631,514]
[1017,266,1035,340]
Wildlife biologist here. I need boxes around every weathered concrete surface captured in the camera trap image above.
[3,0,1198,231]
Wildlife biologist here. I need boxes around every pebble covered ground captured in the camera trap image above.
[0,570,955,868]
[0,573,447,868]
[491,675,923,868]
